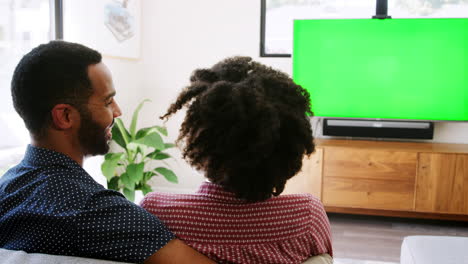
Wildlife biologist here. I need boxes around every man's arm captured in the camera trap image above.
[144,238,215,264]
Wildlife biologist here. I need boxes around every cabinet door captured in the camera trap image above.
[283,148,323,199]
[416,153,468,214]
[322,148,417,210]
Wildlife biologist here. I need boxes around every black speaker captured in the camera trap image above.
[323,119,434,139]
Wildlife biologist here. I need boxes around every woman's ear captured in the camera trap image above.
[50,104,79,130]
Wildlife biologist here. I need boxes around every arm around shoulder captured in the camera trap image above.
[144,238,215,264]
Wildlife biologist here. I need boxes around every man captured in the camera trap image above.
[0,41,213,263]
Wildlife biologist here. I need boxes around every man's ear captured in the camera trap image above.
[50,104,79,130]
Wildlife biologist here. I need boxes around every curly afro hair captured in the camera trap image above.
[162,56,315,202]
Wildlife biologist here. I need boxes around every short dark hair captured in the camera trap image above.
[11,40,102,137]
[162,56,315,202]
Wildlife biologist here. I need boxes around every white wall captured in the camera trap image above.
[134,0,468,193]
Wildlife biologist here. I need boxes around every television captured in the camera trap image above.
[293,18,468,122]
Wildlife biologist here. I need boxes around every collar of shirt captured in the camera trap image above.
[22,144,83,172]
[196,181,247,203]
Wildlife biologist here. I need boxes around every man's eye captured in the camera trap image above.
[106,99,114,106]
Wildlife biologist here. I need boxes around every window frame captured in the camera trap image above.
[259,0,389,58]
[53,0,63,39]
[259,0,291,58]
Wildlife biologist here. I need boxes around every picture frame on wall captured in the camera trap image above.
[62,0,141,60]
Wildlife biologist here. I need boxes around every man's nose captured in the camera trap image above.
[113,102,122,118]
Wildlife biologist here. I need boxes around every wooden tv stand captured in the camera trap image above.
[284,139,468,221]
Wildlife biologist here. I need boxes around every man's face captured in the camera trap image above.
[78,62,121,156]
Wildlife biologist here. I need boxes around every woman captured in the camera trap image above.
[141,57,333,264]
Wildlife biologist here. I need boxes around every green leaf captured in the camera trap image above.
[111,121,130,148]
[164,143,176,149]
[126,162,145,185]
[120,172,134,191]
[135,125,167,140]
[101,153,124,180]
[140,184,153,195]
[123,188,135,202]
[107,176,120,190]
[155,167,178,184]
[133,132,165,150]
[148,151,171,160]
[155,126,168,137]
[135,126,161,140]
[143,171,156,182]
[130,99,151,139]
[135,127,154,140]
[114,118,131,147]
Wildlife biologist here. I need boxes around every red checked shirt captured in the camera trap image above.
[141,182,333,264]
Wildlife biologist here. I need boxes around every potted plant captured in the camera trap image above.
[101,99,178,202]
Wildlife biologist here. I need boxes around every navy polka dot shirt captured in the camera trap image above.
[0,145,174,263]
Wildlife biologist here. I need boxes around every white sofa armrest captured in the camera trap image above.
[401,235,468,264]
[0,248,132,264]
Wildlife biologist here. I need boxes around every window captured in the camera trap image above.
[260,0,468,57]
[0,0,56,169]
[389,0,468,17]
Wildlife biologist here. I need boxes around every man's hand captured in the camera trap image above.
[144,238,215,264]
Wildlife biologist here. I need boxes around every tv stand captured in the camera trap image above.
[323,119,434,139]
[284,139,468,221]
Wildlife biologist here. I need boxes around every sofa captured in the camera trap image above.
[0,248,130,264]
[400,235,468,264]
[0,248,332,263]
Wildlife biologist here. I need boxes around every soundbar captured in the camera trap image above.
[323,119,434,139]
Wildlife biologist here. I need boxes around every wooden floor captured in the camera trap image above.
[328,213,468,263]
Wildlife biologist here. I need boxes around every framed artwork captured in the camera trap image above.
[260,0,468,57]
[62,0,141,59]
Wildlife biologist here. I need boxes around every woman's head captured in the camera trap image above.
[163,56,315,201]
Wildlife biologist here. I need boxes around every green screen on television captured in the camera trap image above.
[293,18,468,121]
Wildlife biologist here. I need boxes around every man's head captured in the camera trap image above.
[162,56,315,202]
[11,41,121,156]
